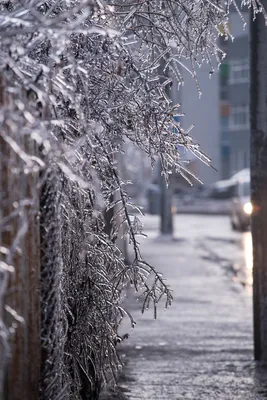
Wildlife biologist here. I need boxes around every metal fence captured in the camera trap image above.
[0,131,40,399]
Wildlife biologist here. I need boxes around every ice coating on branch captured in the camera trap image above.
[0,0,265,397]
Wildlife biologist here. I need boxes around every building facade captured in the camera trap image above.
[181,62,220,186]
[219,7,250,179]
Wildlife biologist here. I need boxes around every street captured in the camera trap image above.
[108,215,267,400]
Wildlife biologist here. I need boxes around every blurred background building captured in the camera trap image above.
[219,6,250,179]
[181,3,250,185]
[181,57,220,186]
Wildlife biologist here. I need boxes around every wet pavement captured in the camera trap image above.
[102,214,267,400]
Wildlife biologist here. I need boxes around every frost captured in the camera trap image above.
[0,0,265,398]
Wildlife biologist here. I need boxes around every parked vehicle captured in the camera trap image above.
[230,170,251,231]
[209,179,236,200]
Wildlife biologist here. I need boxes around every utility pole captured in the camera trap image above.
[159,67,173,236]
[159,164,173,236]
[250,2,267,361]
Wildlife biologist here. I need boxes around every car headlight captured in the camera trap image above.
[243,202,252,215]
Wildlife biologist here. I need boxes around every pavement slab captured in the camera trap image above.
[102,215,267,400]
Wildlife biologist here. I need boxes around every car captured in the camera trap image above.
[230,171,251,232]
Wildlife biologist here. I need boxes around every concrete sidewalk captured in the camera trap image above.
[108,215,267,400]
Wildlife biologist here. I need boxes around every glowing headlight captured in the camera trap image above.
[243,202,252,215]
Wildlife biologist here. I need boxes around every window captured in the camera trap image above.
[220,64,229,86]
[218,22,231,36]
[229,59,249,84]
[230,105,249,130]
[241,181,250,197]
[220,87,228,100]
[220,116,229,129]
[220,63,229,78]
[220,103,230,117]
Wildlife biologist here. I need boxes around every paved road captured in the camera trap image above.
[106,215,267,400]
